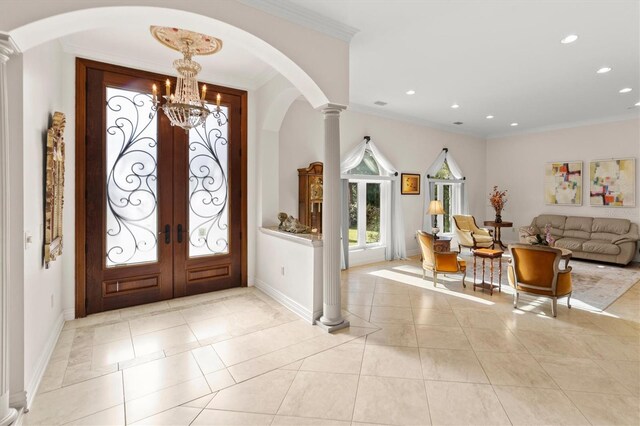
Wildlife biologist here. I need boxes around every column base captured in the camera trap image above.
[0,408,17,426]
[315,319,350,333]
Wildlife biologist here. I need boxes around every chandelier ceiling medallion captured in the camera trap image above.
[150,26,223,131]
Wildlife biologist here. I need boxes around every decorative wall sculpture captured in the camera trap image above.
[544,161,582,205]
[44,111,66,268]
[590,158,636,207]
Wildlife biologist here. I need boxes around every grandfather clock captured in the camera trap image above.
[298,162,323,234]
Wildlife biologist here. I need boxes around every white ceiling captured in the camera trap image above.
[285,0,640,137]
[60,25,277,90]
[60,1,639,138]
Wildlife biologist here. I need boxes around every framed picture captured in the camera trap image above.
[590,158,636,207]
[44,111,66,268]
[544,161,582,205]
[401,173,420,195]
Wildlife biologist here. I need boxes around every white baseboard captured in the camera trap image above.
[254,278,315,324]
[9,391,26,409]
[63,307,75,321]
[25,310,65,408]
[406,248,420,257]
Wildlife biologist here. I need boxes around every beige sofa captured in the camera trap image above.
[519,214,639,265]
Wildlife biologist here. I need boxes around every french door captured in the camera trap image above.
[77,59,247,316]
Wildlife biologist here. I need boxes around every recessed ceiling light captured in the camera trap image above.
[596,67,612,74]
[451,103,460,109]
[406,90,415,95]
[486,115,494,119]
[510,122,519,127]
[374,101,388,106]
[453,122,463,125]
[619,88,632,93]
[560,34,578,44]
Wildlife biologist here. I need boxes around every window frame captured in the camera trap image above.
[348,178,386,251]
[429,178,465,236]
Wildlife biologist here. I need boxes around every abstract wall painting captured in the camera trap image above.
[589,158,636,207]
[544,161,582,205]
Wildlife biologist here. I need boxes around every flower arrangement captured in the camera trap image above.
[527,223,555,246]
[489,186,508,223]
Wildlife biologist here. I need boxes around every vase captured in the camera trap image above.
[494,212,502,223]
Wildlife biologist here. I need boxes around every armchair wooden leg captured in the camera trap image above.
[462,270,466,288]
[422,269,425,280]
[567,294,572,309]
[513,292,519,308]
[551,297,557,317]
[433,271,438,287]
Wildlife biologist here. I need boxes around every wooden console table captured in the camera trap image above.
[483,221,513,250]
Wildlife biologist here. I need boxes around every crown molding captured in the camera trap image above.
[236,0,359,42]
[486,112,640,140]
[347,102,484,139]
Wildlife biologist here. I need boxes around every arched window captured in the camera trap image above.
[423,149,467,235]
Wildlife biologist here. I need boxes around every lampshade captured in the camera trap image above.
[427,200,445,215]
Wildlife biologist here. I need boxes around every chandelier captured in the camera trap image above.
[150,26,223,130]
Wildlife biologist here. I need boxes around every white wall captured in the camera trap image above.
[21,39,72,402]
[279,100,488,256]
[486,118,640,259]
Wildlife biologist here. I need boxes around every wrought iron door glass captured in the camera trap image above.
[188,105,229,257]
[105,87,159,267]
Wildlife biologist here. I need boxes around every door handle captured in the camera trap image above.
[177,224,183,243]
[165,224,170,244]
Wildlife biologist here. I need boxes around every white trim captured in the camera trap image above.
[25,311,65,409]
[63,308,75,321]
[253,279,319,324]
[236,0,359,42]
[348,102,481,138]
[259,227,323,247]
[487,113,640,139]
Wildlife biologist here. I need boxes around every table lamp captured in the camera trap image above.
[427,200,445,236]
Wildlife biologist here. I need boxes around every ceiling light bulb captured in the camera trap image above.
[596,67,612,74]
[486,115,494,119]
[451,103,460,109]
[560,34,578,44]
[406,90,416,95]
[510,122,519,127]
[619,88,632,93]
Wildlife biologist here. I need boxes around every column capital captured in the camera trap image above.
[0,33,19,64]
[318,103,347,115]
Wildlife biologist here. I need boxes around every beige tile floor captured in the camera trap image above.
[23,258,640,425]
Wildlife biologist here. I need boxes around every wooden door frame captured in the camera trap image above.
[75,58,248,318]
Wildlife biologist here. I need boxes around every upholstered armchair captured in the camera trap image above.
[452,215,494,252]
[507,244,572,317]
[416,230,466,288]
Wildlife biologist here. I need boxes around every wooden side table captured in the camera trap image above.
[473,248,503,295]
[433,236,452,253]
[483,221,513,250]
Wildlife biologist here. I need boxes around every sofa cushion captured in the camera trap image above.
[554,237,586,251]
[582,240,621,255]
[590,232,621,243]
[532,215,566,237]
[592,218,630,235]
[564,217,593,239]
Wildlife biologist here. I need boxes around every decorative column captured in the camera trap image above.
[0,33,18,426]
[317,104,349,332]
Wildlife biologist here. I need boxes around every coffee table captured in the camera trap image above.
[472,248,503,295]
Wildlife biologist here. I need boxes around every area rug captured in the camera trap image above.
[456,252,640,312]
